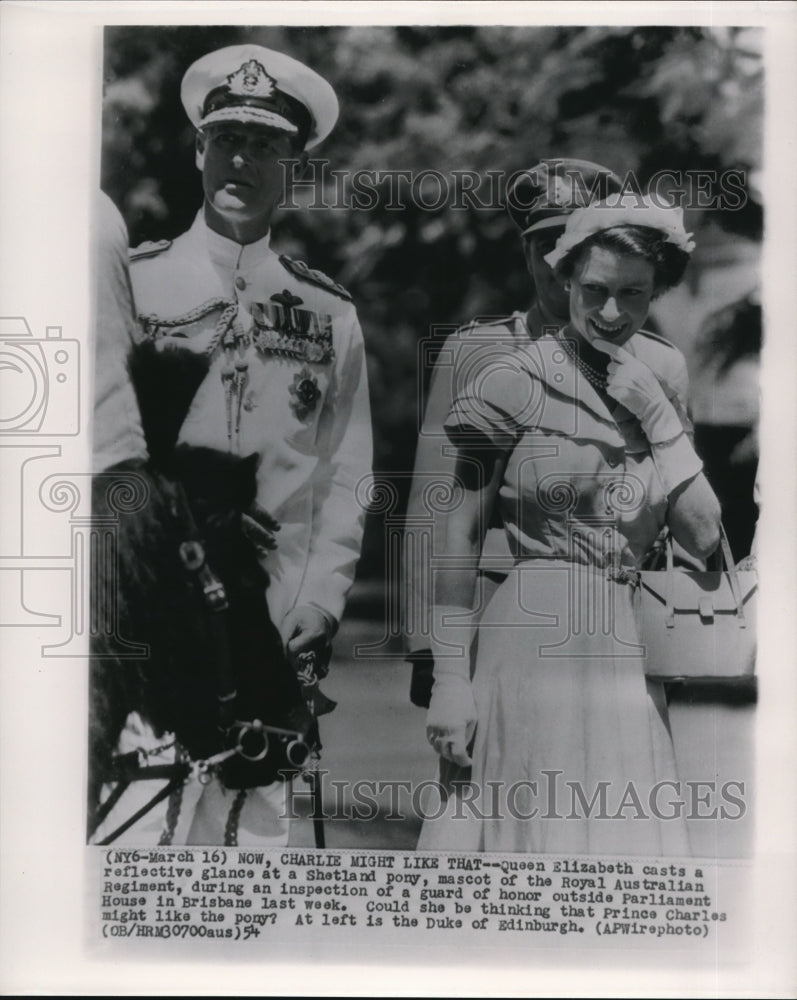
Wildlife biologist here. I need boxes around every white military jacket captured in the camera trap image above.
[129,211,372,627]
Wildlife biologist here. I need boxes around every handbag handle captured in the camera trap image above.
[664,524,747,628]
[717,524,747,627]
[665,525,675,627]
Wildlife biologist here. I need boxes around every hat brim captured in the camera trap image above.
[198,106,299,135]
[520,216,570,238]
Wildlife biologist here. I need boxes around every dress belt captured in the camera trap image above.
[509,557,640,586]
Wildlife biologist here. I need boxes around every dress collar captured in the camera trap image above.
[516,329,629,441]
[189,209,275,270]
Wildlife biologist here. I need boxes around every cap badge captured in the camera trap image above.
[226,59,277,98]
[528,171,574,213]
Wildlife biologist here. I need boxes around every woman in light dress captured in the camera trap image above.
[419,195,721,855]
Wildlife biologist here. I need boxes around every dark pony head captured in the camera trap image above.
[88,338,313,832]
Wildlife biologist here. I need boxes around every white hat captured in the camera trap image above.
[181,44,339,149]
[544,193,696,270]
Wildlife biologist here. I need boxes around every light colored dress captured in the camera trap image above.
[403,309,548,655]
[417,329,693,856]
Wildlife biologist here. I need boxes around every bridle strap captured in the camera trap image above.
[93,761,192,845]
[88,776,131,838]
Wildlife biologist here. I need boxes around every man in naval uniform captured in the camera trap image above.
[95,44,371,846]
[403,159,622,708]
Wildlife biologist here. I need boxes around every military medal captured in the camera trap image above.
[251,292,335,365]
[289,366,322,419]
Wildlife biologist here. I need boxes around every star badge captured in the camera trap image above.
[288,366,322,420]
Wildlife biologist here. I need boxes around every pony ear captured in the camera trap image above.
[241,452,259,476]
[236,452,260,504]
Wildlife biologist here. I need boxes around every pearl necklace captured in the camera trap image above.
[559,334,608,390]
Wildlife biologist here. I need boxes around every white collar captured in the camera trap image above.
[190,209,275,269]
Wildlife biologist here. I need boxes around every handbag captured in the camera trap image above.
[635,526,757,682]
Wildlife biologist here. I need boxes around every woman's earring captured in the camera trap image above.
[564,281,571,291]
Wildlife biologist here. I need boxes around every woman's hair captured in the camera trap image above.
[554,225,690,298]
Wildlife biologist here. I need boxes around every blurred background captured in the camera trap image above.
[103,23,763,574]
[101,25,762,852]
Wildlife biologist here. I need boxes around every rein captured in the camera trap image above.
[89,477,324,848]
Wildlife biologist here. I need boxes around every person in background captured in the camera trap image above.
[88,190,151,827]
[403,159,622,707]
[92,191,149,476]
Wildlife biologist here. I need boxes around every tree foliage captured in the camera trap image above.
[102,24,763,576]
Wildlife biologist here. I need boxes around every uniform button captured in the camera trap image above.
[235,276,246,291]
[607,455,620,467]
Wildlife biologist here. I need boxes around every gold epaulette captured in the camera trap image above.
[129,239,172,261]
[279,255,352,302]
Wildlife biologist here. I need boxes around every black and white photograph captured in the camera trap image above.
[89,19,764,854]
[0,2,795,996]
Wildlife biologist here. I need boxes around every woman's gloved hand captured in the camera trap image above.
[592,338,703,495]
[426,673,477,767]
[426,603,477,767]
[592,338,682,443]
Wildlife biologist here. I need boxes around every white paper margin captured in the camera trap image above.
[0,1,795,995]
